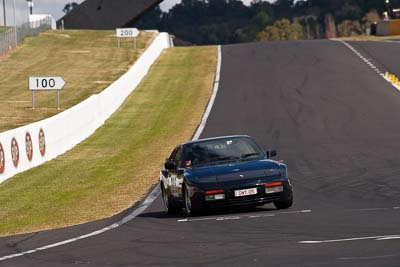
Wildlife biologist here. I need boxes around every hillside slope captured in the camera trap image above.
[0,30,154,132]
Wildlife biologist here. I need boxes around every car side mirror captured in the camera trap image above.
[164,160,177,170]
[266,150,277,159]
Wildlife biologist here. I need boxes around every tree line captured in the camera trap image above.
[134,0,399,44]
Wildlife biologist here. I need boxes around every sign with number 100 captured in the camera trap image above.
[29,77,65,91]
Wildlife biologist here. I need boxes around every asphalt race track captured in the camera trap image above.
[1,40,400,266]
[348,40,400,76]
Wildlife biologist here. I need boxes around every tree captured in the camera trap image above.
[134,6,164,29]
[361,9,380,33]
[295,15,321,39]
[133,0,394,44]
[337,20,362,37]
[236,9,274,42]
[335,3,362,22]
[324,13,337,38]
[273,0,295,19]
[257,18,303,41]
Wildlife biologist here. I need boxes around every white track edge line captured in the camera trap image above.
[338,40,400,91]
[299,235,400,244]
[0,44,223,262]
[193,45,222,141]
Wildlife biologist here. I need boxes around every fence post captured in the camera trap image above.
[14,27,18,46]
[0,32,3,56]
[0,33,3,56]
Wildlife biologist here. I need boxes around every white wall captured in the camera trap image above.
[0,32,171,184]
[29,14,56,29]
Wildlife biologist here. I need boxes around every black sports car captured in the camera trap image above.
[160,135,293,216]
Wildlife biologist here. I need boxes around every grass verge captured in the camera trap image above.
[332,35,400,41]
[0,30,154,132]
[0,26,10,33]
[0,46,217,236]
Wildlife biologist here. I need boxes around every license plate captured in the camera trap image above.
[234,188,257,197]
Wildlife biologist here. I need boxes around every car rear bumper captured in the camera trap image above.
[204,195,282,208]
[192,181,293,209]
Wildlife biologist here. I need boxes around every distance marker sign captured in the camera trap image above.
[116,28,139,38]
[28,76,66,109]
[29,76,66,91]
[116,28,140,49]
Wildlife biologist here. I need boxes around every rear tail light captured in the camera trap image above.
[265,182,284,194]
[205,189,224,195]
[265,182,283,187]
[205,189,225,201]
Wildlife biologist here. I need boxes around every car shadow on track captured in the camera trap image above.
[139,205,278,219]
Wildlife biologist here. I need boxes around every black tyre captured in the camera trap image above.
[183,185,200,216]
[161,184,180,214]
[274,183,294,210]
[273,197,293,210]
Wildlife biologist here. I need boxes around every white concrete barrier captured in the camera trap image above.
[0,32,171,184]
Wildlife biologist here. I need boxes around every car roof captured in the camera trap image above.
[181,135,253,146]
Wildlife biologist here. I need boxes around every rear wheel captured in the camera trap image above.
[183,185,200,216]
[274,184,293,210]
[273,197,293,210]
[161,184,180,214]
